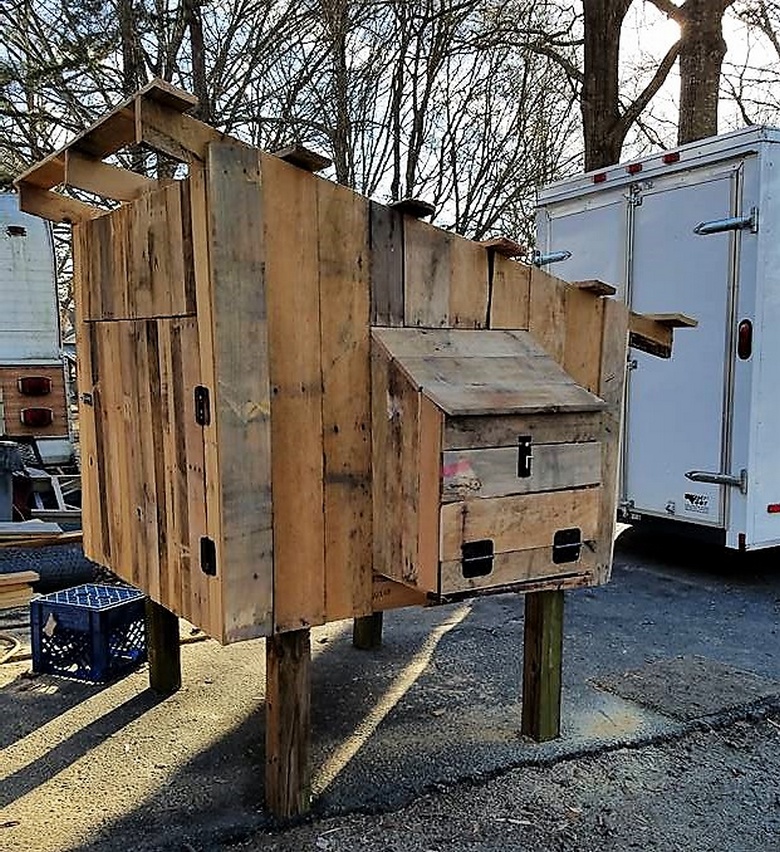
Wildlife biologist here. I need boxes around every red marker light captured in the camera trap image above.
[627,163,643,175]
[17,375,52,395]
[768,505,780,514]
[663,152,681,164]
[20,408,53,428]
[593,172,607,184]
[737,319,753,360]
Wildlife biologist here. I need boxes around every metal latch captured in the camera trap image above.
[685,468,748,495]
[694,207,758,236]
[517,435,533,478]
[194,386,211,426]
[531,249,572,267]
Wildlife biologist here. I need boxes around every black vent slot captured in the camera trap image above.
[461,539,494,578]
[553,528,582,564]
[517,435,532,478]
[194,385,211,426]
[200,536,217,576]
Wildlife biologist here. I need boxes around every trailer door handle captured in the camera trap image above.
[694,207,758,235]
[686,469,748,495]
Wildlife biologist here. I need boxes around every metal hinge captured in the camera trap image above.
[685,468,748,495]
[694,207,758,236]
[194,386,211,426]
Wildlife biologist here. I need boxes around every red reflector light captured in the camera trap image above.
[663,152,681,164]
[17,375,52,395]
[593,172,607,184]
[627,163,642,175]
[20,407,53,427]
[768,505,780,514]
[737,319,753,360]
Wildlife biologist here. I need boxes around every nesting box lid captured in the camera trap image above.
[372,328,606,416]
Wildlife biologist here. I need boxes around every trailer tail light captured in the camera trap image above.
[626,163,642,175]
[593,172,607,184]
[737,319,753,360]
[768,505,780,514]
[20,407,53,428]
[17,375,52,395]
[663,152,681,164]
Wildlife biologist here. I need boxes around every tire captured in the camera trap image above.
[0,544,98,592]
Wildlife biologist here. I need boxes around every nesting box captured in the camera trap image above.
[372,327,608,597]
[16,81,683,645]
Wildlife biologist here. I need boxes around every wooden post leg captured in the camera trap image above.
[521,590,564,742]
[265,628,311,818]
[145,599,181,695]
[352,612,383,649]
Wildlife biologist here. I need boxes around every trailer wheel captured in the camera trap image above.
[0,544,97,592]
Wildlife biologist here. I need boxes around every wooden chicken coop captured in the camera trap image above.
[16,80,692,818]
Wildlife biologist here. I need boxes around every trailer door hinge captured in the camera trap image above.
[194,386,211,426]
[694,207,758,236]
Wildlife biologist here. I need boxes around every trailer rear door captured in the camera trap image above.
[625,169,738,527]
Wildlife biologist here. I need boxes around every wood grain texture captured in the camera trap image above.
[444,412,603,450]
[404,218,452,327]
[370,201,404,326]
[489,255,531,329]
[261,152,325,633]
[564,288,606,393]
[265,629,311,817]
[528,267,567,364]
[522,590,564,741]
[440,487,601,561]
[448,234,489,327]
[145,598,182,695]
[207,144,274,640]
[442,442,602,502]
[439,544,596,595]
[417,395,443,592]
[317,178,372,622]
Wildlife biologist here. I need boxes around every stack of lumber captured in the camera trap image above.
[0,571,39,609]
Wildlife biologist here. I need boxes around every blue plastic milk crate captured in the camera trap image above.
[31,584,147,682]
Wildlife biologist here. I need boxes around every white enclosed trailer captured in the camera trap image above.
[535,126,780,551]
[0,192,72,466]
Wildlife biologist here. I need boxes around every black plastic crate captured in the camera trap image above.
[31,584,147,682]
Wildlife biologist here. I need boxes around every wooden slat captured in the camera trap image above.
[417,395,443,592]
[489,255,531,330]
[273,144,332,172]
[480,236,525,258]
[18,183,104,224]
[564,287,607,392]
[448,233,489,328]
[261,151,325,633]
[64,150,155,201]
[528,267,567,364]
[372,327,544,359]
[137,97,227,162]
[405,218,451,327]
[571,279,617,297]
[442,442,602,502]
[369,201,404,326]
[0,571,39,587]
[439,487,601,561]
[439,544,597,595]
[207,144,274,640]
[644,312,697,328]
[371,573,429,610]
[629,310,673,358]
[594,298,629,584]
[444,411,603,450]
[317,178,372,622]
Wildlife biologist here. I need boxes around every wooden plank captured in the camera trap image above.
[594,298,629,585]
[261,151,324,633]
[417,395,443,592]
[564,288,606,392]
[265,628,312,818]
[489,256,531,330]
[371,573,429,611]
[442,442,602,502]
[372,327,545,359]
[0,570,39,587]
[444,412,603,450]
[390,197,435,218]
[64,150,155,201]
[145,598,182,695]
[369,201,404,326]
[522,589,564,742]
[448,234,489,328]
[137,97,227,162]
[528,267,567,364]
[317,178,372,622]
[207,144,274,641]
[644,312,697,328]
[629,310,673,359]
[479,236,525,258]
[273,144,332,172]
[571,279,617,297]
[352,612,383,649]
[404,218,451,327]
[440,545,596,595]
[440,487,601,562]
[18,183,104,224]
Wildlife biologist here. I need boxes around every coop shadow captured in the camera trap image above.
[72,597,527,851]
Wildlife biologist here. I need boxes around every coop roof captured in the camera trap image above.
[372,328,606,417]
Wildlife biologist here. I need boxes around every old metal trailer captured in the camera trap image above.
[536,126,780,551]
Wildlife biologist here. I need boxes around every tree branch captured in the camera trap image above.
[618,37,682,135]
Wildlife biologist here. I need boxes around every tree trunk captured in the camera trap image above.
[678,0,730,144]
[185,0,211,124]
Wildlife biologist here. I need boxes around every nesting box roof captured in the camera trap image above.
[372,328,606,417]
